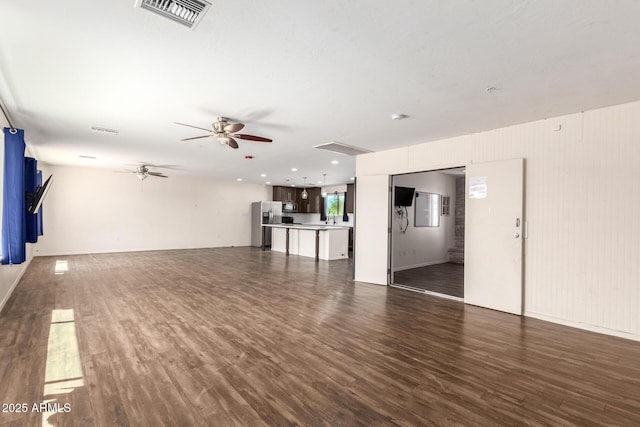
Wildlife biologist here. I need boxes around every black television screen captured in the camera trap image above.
[28,174,53,214]
[394,186,415,206]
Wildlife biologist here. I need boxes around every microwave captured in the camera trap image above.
[283,202,297,212]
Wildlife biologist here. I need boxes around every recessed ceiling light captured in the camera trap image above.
[350,177,355,180]
[236,178,243,182]
[317,181,322,184]
[260,173,267,177]
[391,114,407,121]
[331,160,339,165]
[91,126,119,135]
[265,181,271,184]
[290,184,295,187]
[291,168,298,172]
[79,155,96,159]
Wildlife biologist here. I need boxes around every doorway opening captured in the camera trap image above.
[390,167,466,300]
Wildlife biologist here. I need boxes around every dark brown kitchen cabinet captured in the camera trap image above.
[346,183,355,214]
[272,186,288,202]
[273,186,323,213]
[299,187,321,213]
[293,189,301,209]
[272,186,297,203]
[307,187,321,213]
[297,187,320,213]
[298,189,309,213]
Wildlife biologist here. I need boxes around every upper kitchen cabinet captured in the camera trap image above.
[273,186,297,203]
[346,183,355,213]
[272,186,287,202]
[307,187,321,213]
[299,187,321,213]
[272,186,323,213]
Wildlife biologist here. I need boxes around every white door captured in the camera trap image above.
[464,158,524,315]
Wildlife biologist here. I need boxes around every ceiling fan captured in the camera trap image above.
[175,117,272,149]
[119,165,169,181]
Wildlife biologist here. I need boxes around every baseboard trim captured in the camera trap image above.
[525,311,640,343]
[34,244,253,257]
[390,283,464,302]
[0,256,33,314]
[393,259,450,272]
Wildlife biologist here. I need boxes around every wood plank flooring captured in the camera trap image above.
[393,262,464,298]
[1,247,640,426]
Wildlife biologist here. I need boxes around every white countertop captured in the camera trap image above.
[262,223,351,230]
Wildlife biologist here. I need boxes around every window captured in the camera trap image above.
[325,193,344,217]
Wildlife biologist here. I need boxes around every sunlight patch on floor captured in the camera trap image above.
[54,260,69,275]
[42,309,84,427]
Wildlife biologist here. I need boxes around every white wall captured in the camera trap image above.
[392,172,456,270]
[36,165,270,255]
[354,174,389,285]
[356,100,640,341]
[0,120,36,313]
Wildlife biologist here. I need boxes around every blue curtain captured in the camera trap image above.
[36,170,43,236]
[1,128,26,265]
[25,157,38,243]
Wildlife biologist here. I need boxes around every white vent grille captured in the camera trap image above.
[313,141,373,156]
[135,0,211,29]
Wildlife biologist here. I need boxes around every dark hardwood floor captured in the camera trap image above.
[393,262,464,298]
[2,247,640,426]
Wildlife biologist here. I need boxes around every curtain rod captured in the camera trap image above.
[0,96,17,134]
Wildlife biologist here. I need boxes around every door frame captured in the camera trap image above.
[389,166,466,301]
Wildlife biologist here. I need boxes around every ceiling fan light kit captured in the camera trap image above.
[118,164,169,180]
[176,117,272,150]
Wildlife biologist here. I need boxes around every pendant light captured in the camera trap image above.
[301,177,308,200]
[321,174,328,198]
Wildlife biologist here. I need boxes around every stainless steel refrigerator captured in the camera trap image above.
[251,201,283,247]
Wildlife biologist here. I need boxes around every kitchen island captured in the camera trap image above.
[262,224,349,261]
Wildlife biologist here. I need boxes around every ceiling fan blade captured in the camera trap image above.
[227,137,239,149]
[148,172,168,178]
[181,135,212,141]
[174,122,213,132]
[233,134,272,142]
[224,122,245,133]
[134,163,179,169]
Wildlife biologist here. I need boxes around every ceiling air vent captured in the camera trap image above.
[313,141,373,156]
[135,0,211,29]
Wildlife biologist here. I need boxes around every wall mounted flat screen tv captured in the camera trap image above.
[28,174,53,214]
[394,186,415,207]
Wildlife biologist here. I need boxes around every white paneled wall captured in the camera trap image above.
[36,165,270,256]
[356,100,640,340]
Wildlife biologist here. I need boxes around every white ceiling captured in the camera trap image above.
[2,1,640,187]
